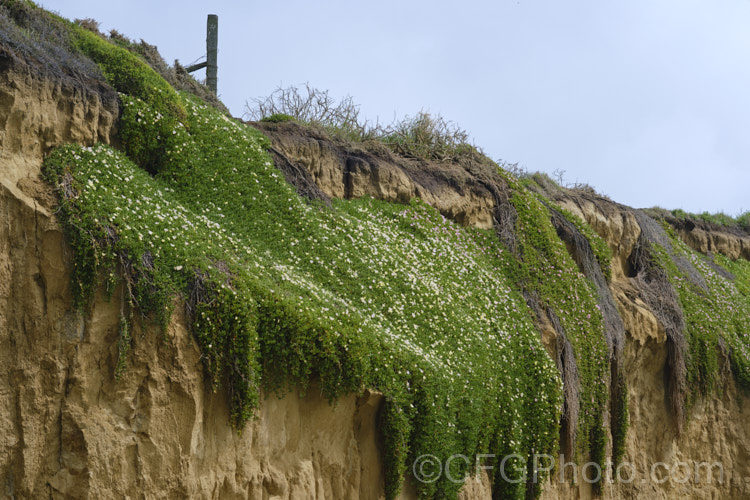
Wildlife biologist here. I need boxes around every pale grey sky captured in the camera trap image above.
[41,0,750,215]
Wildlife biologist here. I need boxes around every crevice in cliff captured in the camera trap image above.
[9,370,24,499]
[628,212,690,433]
[269,145,331,205]
[344,155,362,200]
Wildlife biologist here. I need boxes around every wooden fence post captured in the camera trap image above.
[206,14,218,95]
[185,15,218,94]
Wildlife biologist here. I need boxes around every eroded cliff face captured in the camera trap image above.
[2,48,750,500]
[0,65,398,499]
[541,195,750,499]
[260,126,750,499]
[253,121,499,230]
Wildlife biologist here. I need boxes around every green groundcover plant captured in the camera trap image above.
[653,229,750,402]
[42,29,569,493]
[34,3,750,497]
[34,3,638,494]
[44,93,564,497]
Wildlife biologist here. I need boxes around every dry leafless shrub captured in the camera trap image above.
[245,83,382,142]
[75,17,101,34]
[245,84,485,163]
[501,161,529,179]
[382,111,478,162]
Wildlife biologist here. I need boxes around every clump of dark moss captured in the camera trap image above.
[260,113,296,123]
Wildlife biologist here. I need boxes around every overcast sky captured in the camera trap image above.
[41,0,750,215]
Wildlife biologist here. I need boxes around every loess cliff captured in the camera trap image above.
[2,3,750,499]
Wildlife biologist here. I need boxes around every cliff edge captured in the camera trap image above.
[2,3,750,499]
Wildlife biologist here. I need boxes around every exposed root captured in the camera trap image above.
[548,307,581,459]
[630,211,690,432]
